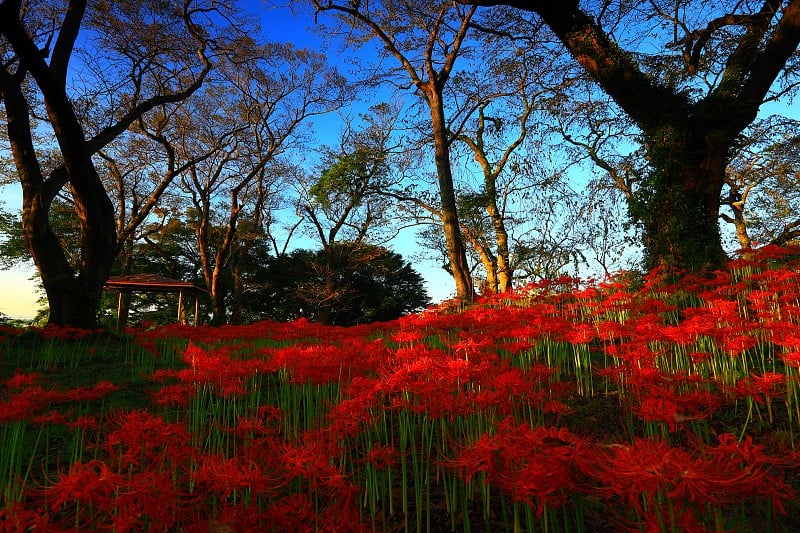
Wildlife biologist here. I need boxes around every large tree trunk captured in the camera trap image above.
[426,86,475,300]
[632,126,730,271]
[1,1,115,328]
[2,67,111,328]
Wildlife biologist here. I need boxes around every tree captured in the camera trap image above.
[311,0,477,300]
[259,244,430,326]
[178,41,346,324]
[720,116,800,249]
[464,0,800,272]
[0,0,222,327]
[297,110,405,323]
[448,39,563,293]
[96,90,240,325]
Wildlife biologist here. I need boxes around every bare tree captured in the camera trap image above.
[0,0,223,327]
[180,42,347,324]
[311,0,477,300]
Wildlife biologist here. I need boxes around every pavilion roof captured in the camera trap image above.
[104,274,208,294]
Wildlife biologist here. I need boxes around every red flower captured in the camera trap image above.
[4,370,42,389]
[44,459,122,512]
[364,443,399,470]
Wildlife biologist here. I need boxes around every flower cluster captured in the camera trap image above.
[2,246,800,531]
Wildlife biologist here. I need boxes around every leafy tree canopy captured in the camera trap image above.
[254,243,431,326]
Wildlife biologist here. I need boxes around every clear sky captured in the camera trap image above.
[0,186,38,319]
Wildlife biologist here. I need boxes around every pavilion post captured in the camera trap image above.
[116,292,123,329]
[177,290,184,324]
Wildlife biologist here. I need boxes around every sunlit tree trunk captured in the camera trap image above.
[424,84,475,299]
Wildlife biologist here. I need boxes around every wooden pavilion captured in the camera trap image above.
[104,274,208,327]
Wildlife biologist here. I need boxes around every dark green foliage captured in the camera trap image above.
[252,243,431,326]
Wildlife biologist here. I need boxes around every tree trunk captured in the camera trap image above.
[632,126,730,272]
[229,258,244,325]
[116,240,135,327]
[210,264,227,326]
[425,85,475,300]
[2,69,108,328]
[485,193,512,292]
[474,238,499,295]
[195,198,220,324]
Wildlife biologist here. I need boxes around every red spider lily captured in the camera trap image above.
[31,409,69,426]
[734,372,787,403]
[42,459,122,513]
[0,386,60,422]
[206,502,272,532]
[391,329,426,345]
[716,328,760,356]
[703,298,743,324]
[771,326,800,349]
[689,350,711,363]
[594,319,627,342]
[279,437,349,492]
[675,309,720,338]
[449,420,589,517]
[314,484,370,533]
[4,370,42,389]
[67,414,99,431]
[588,433,799,526]
[0,502,55,532]
[0,380,120,424]
[378,351,489,418]
[495,337,536,354]
[630,385,722,432]
[562,322,597,344]
[635,396,681,431]
[103,409,193,469]
[587,438,717,515]
[193,453,285,502]
[703,433,799,515]
[108,470,187,532]
[266,340,381,386]
[364,442,399,470]
[59,380,120,402]
[257,404,283,422]
[261,493,316,532]
[39,324,94,341]
[327,392,380,439]
[174,342,268,397]
[149,382,195,408]
[448,333,494,359]
[781,350,800,367]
